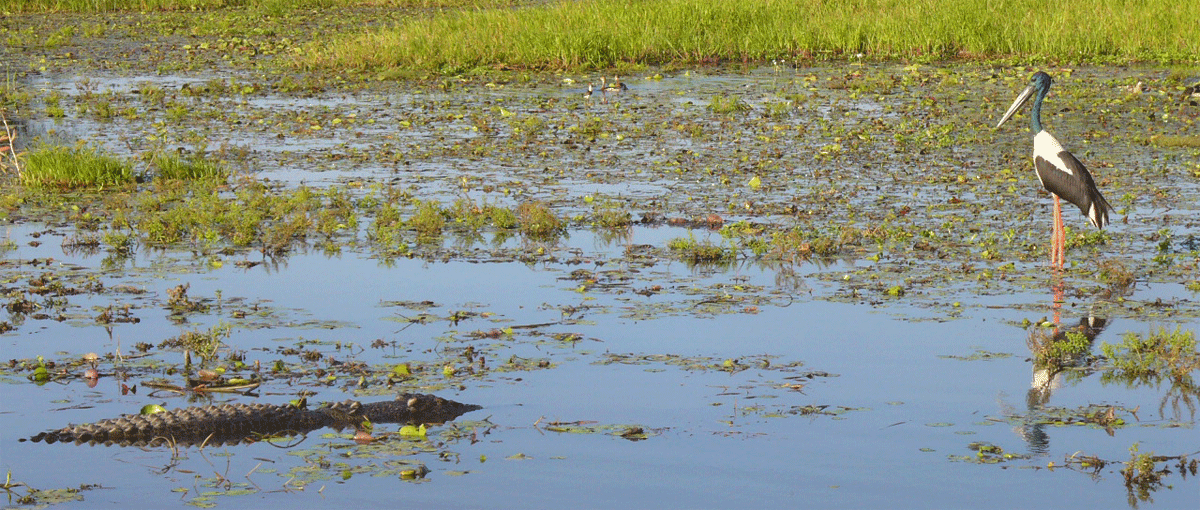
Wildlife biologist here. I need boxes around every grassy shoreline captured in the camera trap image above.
[300,0,1200,75]
[6,0,1196,77]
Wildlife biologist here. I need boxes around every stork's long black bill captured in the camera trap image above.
[996,85,1035,128]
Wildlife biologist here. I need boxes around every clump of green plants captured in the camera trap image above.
[43,92,65,118]
[1028,329,1094,372]
[762,100,796,118]
[20,145,134,189]
[668,234,733,264]
[159,323,231,361]
[589,198,632,229]
[707,94,751,115]
[449,198,519,231]
[166,283,207,315]
[1101,327,1200,383]
[772,225,860,260]
[368,202,410,257]
[409,199,446,240]
[1122,443,1168,505]
[149,152,228,181]
[1096,259,1136,292]
[517,201,563,240]
[719,221,770,257]
[770,229,814,261]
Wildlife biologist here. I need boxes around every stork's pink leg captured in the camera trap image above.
[1052,196,1065,269]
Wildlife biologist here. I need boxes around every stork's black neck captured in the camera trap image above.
[1030,84,1048,133]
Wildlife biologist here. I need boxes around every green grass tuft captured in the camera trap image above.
[150,152,228,182]
[22,145,135,189]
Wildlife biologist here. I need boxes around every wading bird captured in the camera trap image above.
[584,83,595,103]
[599,76,627,103]
[996,71,1113,269]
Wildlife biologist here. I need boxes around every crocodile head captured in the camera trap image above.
[319,400,367,429]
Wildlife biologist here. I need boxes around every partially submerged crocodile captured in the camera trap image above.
[24,393,480,447]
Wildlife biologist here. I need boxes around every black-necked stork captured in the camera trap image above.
[996,71,1114,269]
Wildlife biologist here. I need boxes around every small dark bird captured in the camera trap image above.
[599,76,627,103]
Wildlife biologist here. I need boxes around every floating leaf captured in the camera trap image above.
[140,404,167,415]
[399,424,427,438]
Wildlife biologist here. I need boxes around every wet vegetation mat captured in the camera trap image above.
[2,1,1199,508]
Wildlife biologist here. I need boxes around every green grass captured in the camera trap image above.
[5,0,513,13]
[21,146,135,189]
[1147,135,1200,148]
[302,0,1200,75]
[707,94,752,115]
[149,152,228,181]
[5,0,227,11]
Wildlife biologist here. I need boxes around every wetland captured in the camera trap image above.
[1,2,1199,508]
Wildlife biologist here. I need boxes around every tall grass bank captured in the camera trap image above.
[301,0,1199,74]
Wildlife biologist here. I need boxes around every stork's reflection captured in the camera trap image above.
[1013,275,1109,454]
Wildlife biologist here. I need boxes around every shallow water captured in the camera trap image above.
[3,55,1200,508]
[4,229,1198,508]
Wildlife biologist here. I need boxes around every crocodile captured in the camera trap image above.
[24,392,480,447]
